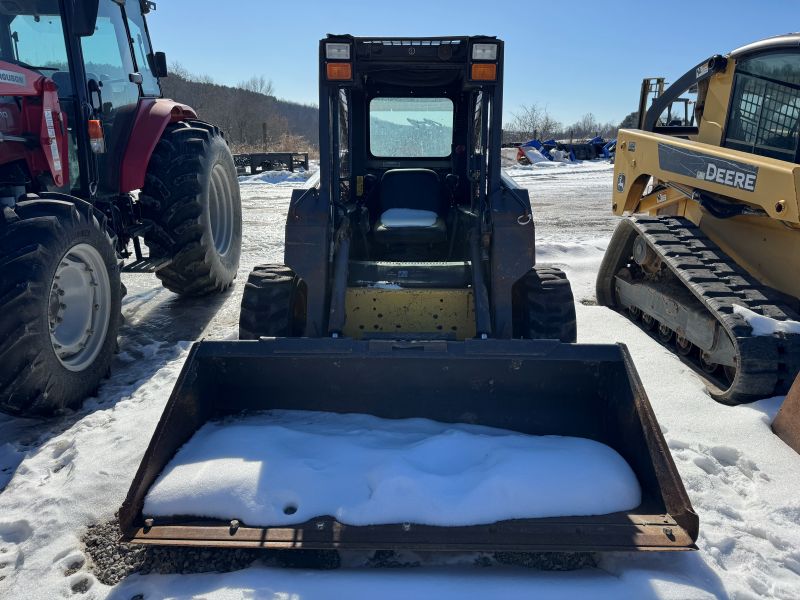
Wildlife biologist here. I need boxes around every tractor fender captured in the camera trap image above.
[119,98,198,193]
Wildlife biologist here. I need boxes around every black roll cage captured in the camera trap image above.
[317,35,506,218]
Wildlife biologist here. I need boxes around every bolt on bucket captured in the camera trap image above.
[120,338,698,552]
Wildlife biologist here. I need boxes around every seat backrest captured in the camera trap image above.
[51,72,73,97]
[379,169,442,214]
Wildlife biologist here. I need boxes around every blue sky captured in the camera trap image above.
[147,0,799,127]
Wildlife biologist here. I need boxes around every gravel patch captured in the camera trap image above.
[83,516,596,586]
[83,518,259,585]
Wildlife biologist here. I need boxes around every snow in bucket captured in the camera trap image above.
[143,410,641,527]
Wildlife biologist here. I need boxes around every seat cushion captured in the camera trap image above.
[374,209,447,245]
[379,208,439,228]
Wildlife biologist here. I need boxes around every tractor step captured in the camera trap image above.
[122,257,171,273]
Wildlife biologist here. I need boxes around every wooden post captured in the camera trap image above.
[262,122,268,151]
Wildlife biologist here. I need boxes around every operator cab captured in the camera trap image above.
[637,35,800,164]
[320,36,504,262]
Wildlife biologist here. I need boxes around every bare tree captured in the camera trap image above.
[237,75,275,97]
[506,103,562,141]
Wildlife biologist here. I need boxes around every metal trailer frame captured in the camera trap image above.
[234,152,310,175]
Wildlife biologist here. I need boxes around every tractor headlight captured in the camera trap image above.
[472,43,497,61]
[326,43,351,60]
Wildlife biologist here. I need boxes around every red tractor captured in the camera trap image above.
[0,1,242,416]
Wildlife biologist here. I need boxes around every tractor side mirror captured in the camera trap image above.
[72,0,99,37]
[152,52,168,78]
[87,79,103,114]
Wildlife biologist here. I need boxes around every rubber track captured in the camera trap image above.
[599,216,800,404]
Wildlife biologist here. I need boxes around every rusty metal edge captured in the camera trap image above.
[772,372,800,455]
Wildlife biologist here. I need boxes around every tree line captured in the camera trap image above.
[161,64,319,155]
[160,67,641,154]
[503,103,638,143]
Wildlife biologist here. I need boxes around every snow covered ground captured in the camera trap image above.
[2,160,800,599]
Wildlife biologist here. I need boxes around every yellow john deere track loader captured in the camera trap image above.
[120,35,698,553]
[597,33,800,405]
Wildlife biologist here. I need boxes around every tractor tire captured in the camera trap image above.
[0,199,122,416]
[513,266,577,343]
[141,120,242,296]
[239,264,306,339]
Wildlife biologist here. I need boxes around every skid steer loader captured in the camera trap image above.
[597,33,800,405]
[0,0,242,416]
[121,35,698,553]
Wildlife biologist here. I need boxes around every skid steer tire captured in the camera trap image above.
[141,120,242,296]
[0,199,122,416]
[513,266,577,343]
[239,264,306,339]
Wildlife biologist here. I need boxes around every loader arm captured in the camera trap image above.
[0,61,69,188]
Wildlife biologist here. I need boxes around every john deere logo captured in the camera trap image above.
[617,173,626,193]
[658,143,760,194]
[699,162,757,192]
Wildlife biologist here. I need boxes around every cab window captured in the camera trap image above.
[724,52,800,162]
[124,0,160,96]
[369,97,454,158]
[80,1,139,110]
[7,11,67,69]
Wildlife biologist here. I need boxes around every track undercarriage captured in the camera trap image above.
[597,216,800,404]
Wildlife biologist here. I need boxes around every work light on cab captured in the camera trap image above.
[472,43,497,61]
[326,43,351,60]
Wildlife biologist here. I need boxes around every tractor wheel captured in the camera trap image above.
[0,199,121,416]
[239,264,306,339]
[513,266,577,343]
[141,120,242,296]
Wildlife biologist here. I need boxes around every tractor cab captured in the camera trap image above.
[0,0,168,199]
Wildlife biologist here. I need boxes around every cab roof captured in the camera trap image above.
[730,33,800,59]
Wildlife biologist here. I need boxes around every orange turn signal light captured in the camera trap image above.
[471,63,497,81]
[88,119,106,153]
[326,62,353,81]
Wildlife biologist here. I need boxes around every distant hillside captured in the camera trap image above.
[160,68,319,153]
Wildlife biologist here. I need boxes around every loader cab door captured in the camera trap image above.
[79,0,142,196]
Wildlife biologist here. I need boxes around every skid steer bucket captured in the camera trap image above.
[120,338,698,552]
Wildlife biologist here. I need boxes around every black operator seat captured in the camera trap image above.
[373,168,447,245]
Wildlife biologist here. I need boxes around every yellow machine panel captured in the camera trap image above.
[613,130,800,299]
[343,288,476,340]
